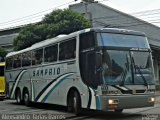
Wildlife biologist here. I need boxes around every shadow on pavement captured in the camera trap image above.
[8,100,141,120]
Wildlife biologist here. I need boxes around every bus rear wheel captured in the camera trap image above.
[16,89,22,104]
[23,89,30,106]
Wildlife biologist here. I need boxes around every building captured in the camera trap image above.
[0,27,20,52]
[70,1,160,90]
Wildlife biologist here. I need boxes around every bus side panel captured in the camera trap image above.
[30,63,70,103]
[31,62,89,108]
[29,67,45,102]
[18,70,32,101]
[5,70,22,99]
[49,73,89,107]
[49,62,80,105]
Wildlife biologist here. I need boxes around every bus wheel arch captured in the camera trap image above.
[15,87,22,104]
[22,87,31,106]
[67,87,81,114]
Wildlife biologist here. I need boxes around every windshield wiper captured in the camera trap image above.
[135,66,148,86]
[120,55,129,86]
[131,57,148,87]
[120,68,127,86]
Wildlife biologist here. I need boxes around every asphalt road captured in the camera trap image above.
[0,97,160,120]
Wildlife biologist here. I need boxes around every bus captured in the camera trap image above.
[5,28,155,114]
[0,62,5,100]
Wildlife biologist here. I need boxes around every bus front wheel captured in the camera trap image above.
[68,91,81,115]
[23,89,30,106]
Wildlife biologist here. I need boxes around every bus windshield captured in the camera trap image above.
[97,33,150,48]
[101,50,154,85]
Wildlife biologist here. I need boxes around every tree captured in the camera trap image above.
[14,9,90,50]
[0,47,7,62]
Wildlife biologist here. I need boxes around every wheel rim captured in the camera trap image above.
[16,91,21,103]
[17,95,21,103]
[24,92,29,103]
[73,96,77,111]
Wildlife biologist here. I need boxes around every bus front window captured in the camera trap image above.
[101,50,132,85]
[97,33,149,48]
[100,50,154,85]
[131,51,154,85]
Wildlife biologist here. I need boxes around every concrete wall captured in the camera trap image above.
[0,27,20,52]
[0,33,18,52]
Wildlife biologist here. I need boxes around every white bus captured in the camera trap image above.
[5,28,155,114]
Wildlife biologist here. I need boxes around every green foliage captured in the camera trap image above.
[14,9,90,50]
[0,47,7,62]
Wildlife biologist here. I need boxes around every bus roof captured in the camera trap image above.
[6,28,146,57]
[89,28,146,36]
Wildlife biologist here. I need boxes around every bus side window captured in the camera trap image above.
[59,39,76,61]
[13,54,21,68]
[32,48,43,65]
[6,57,13,70]
[79,32,95,51]
[22,52,31,67]
[44,44,58,63]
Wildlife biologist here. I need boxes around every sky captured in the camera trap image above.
[0,0,160,29]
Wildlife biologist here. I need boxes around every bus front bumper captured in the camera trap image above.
[98,94,155,111]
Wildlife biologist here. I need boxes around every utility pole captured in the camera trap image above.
[81,0,95,28]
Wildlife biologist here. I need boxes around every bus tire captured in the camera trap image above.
[67,91,81,115]
[16,89,22,104]
[114,109,123,113]
[73,91,81,115]
[23,89,30,106]
[67,90,74,112]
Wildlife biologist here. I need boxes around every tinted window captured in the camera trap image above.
[32,48,43,65]
[22,52,31,67]
[101,50,130,85]
[13,54,21,68]
[97,33,149,48]
[59,39,76,60]
[79,32,95,51]
[131,51,154,84]
[44,44,58,63]
[6,57,13,70]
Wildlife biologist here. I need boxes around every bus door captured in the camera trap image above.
[81,51,100,88]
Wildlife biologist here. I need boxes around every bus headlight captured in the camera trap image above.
[108,99,118,105]
[108,99,119,109]
[148,97,155,103]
